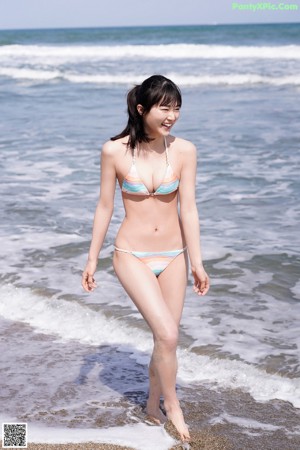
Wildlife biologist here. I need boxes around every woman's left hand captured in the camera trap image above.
[192,264,210,296]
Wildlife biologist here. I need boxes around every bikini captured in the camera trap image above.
[121,139,180,197]
[114,138,187,277]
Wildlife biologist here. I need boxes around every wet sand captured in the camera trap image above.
[1,338,300,450]
[0,418,231,450]
[0,445,134,450]
[2,388,300,450]
[2,385,300,449]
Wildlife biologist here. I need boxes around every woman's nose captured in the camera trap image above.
[167,109,177,120]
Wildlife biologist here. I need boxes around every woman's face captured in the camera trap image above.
[138,103,180,139]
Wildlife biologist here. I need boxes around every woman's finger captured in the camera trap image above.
[193,273,210,296]
[200,276,210,295]
[81,271,95,292]
[87,274,97,290]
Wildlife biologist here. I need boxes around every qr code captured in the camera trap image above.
[2,423,27,448]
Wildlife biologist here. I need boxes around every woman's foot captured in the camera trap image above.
[164,402,190,442]
[146,399,167,424]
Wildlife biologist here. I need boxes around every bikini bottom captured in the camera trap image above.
[114,246,187,277]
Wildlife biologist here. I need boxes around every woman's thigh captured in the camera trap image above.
[113,250,178,339]
[158,251,189,327]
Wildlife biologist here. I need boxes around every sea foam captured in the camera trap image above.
[1,67,299,87]
[1,43,300,61]
[1,284,299,408]
[0,414,175,449]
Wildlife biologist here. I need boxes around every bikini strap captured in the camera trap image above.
[114,246,133,254]
[164,137,170,166]
[132,146,136,164]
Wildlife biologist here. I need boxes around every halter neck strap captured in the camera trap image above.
[132,146,136,164]
[164,137,170,166]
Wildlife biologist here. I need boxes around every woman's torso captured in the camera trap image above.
[113,136,186,251]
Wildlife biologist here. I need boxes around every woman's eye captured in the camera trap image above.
[161,107,180,111]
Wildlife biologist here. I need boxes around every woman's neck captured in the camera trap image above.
[140,136,166,153]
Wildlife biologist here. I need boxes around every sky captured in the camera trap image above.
[0,0,299,29]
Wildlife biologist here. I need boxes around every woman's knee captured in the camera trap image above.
[154,325,179,351]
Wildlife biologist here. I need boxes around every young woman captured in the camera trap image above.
[82,75,209,442]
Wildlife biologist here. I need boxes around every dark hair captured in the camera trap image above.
[111,75,182,150]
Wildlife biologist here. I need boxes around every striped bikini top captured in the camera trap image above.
[121,139,180,197]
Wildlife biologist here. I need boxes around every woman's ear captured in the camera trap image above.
[137,104,144,116]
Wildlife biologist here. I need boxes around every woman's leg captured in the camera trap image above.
[147,354,166,423]
[156,250,189,438]
[147,250,188,422]
[113,250,189,441]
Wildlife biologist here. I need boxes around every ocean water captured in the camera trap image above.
[0,23,300,449]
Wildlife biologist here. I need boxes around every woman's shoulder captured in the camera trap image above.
[101,137,129,157]
[170,136,196,155]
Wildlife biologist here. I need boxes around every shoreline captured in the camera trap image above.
[1,385,300,450]
[0,445,134,450]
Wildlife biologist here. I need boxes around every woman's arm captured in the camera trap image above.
[82,141,117,292]
[179,141,210,296]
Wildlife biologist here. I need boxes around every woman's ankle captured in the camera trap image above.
[164,399,181,413]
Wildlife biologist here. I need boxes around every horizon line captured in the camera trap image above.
[0,21,299,32]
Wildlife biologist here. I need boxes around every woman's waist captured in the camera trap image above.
[115,217,185,250]
[122,197,178,223]
[122,209,180,228]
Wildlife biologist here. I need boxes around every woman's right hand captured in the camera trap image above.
[81,260,98,292]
